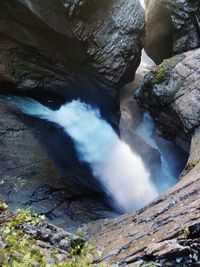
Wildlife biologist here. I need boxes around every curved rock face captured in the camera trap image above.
[0,0,145,93]
[145,0,200,63]
[63,0,145,85]
[136,48,200,151]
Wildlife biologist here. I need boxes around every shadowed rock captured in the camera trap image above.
[144,0,200,63]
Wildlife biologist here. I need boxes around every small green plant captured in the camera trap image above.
[181,226,190,238]
[186,161,197,171]
[144,53,186,86]
[0,204,105,266]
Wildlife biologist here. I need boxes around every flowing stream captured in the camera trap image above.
[7,97,158,212]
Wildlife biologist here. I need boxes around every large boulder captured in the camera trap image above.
[144,0,200,63]
[0,0,145,94]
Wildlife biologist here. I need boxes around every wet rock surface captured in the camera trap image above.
[136,48,200,149]
[63,0,145,85]
[79,41,200,267]
[0,0,144,93]
[82,160,200,265]
[145,0,200,63]
[0,100,115,230]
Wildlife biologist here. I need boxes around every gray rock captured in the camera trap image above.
[34,222,85,252]
[59,239,71,251]
[144,0,200,63]
[64,0,145,85]
[136,48,200,148]
[0,0,144,92]
[144,239,190,259]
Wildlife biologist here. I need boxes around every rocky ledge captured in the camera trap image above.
[136,48,200,151]
[82,155,200,266]
[0,206,93,266]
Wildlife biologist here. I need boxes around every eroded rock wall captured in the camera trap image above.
[145,0,200,63]
[63,0,145,85]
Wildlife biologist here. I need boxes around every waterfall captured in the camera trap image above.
[7,97,158,212]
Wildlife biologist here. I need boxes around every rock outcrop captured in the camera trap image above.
[0,207,90,266]
[136,48,200,152]
[144,0,200,63]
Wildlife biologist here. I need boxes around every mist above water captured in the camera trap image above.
[7,97,158,212]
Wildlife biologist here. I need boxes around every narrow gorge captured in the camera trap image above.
[0,1,200,266]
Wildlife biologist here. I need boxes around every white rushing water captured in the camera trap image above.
[139,0,145,9]
[8,97,158,212]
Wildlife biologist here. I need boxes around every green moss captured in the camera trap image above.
[180,161,198,179]
[180,226,190,238]
[0,204,105,267]
[154,69,168,84]
[141,262,157,267]
[186,161,197,171]
[145,54,186,86]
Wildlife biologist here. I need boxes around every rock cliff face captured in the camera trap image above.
[2,1,200,266]
[144,0,200,63]
[136,48,200,151]
[79,19,200,266]
[0,0,144,95]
